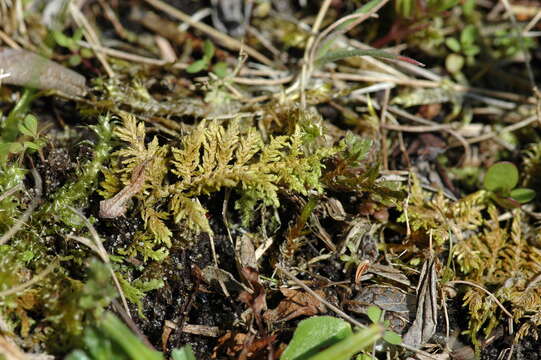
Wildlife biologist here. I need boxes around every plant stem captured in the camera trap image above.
[2,88,37,142]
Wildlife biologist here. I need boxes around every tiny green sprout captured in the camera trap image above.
[51,28,92,66]
[0,114,46,164]
[18,114,46,152]
[186,39,229,77]
[444,24,480,73]
[483,162,536,208]
[366,305,402,345]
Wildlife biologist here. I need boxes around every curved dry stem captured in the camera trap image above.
[67,206,132,319]
[299,0,333,108]
[143,0,274,67]
[449,280,513,319]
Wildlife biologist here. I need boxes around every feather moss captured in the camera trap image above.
[100,113,339,258]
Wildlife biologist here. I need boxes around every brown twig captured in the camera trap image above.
[70,3,115,78]
[67,207,131,318]
[142,0,274,67]
[448,280,513,319]
[78,40,188,68]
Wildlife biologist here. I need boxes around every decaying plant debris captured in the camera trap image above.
[1,0,541,359]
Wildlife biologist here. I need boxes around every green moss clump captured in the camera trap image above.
[39,115,113,228]
[100,112,340,259]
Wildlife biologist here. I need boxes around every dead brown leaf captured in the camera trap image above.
[263,287,326,323]
[403,259,438,347]
[238,267,267,328]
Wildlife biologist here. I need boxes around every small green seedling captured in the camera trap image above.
[186,39,229,77]
[445,24,480,73]
[483,162,536,208]
[365,306,402,346]
[51,28,94,66]
[0,114,46,164]
[354,306,402,360]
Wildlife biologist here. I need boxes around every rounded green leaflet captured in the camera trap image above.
[383,330,402,345]
[445,53,464,73]
[366,305,382,324]
[281,316,353,360]
[445,37,461,53]
[186,59,208,74]
[213,62,229,78]
[483,162,518,192]
[510,188,536,204]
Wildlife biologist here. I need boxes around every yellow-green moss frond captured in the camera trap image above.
[102,116,339,254]
[170,194,212,233]
[142,208,173,247]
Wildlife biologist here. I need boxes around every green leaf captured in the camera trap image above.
[18,114,38,137]
[383,330,402,345]
[81,48,94,58]
[212,62,229,78]
[445,37,461,53]
[445,53,464,73]
[65,350,92,360]
[8,142,24,153]
[462,0,476,17]
[172,345,197,360]
[460,25,477,45]
[317,0,386,59]
[99,313,163,360]
[366,305,382,324]
[395,0,412,18]
[355,354,374,360]
[343,133,372,166]
[24,114,38,135]
[483,162,518,192]
[18,125,33,137]
[24,141,41,150]
[357,0,385,13]
[463,45,480,57]
[434,0,458,11]
[315,48,414,67]
[52,30,71,47]
[510,188,536,204]
[203,39,215,60]
[307,324,383,360]
[73,28,84,43]
[281,316,353,360]
[335,0,384,32]
[69,54,82,67]
[186,59,208,73]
